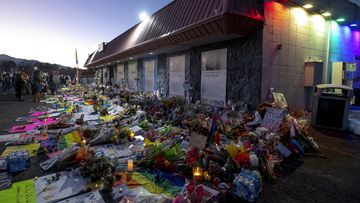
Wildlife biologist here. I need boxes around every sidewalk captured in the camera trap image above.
[0,91,49,134]
[0,91,359,202]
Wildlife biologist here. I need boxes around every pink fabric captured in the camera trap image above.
[9,124,38,133]
[29,118,41,123]
[35,118,57,126]
[31,112,45,117]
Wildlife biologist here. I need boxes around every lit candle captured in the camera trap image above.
[129,131,135,140]
[82,139,87,145]
[127,159,133,172]
[203,171,211,181]
[193,167,203,183]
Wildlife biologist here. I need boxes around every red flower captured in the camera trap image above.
[187,149,200,167]
[235,153,250,167]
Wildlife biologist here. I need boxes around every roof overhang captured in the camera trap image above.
[85,0,264,69]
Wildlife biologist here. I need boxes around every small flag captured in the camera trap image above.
[75,49,78,65]
[208,114,221,143]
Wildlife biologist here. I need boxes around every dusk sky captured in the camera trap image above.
[0,0,171,68]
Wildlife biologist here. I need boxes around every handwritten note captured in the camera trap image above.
[260,108,286,132]
[0,179,36,203]
[272,92,288,108]
[58,131,81,150]
[1,143,40,157]
[189,132,207,150]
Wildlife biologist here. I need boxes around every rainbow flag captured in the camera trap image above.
[75,49,78,65]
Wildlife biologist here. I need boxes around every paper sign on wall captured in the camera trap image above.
[169,55,186,97]
[144,60,155,92]
[117,63,125,84]
[128,62,137,90]
[201,49,227,107]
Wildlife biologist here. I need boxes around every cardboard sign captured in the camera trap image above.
[276,143,292,157]
[34,171,87,203]
[189,133,207,150]
[260,108,286,132]
[0,179,36,203]
[1,143,40,157]
[272,92,288,108]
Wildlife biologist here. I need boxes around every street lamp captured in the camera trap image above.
[139,11,149,21]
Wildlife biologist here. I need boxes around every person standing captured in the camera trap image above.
[0,74,4,91]
[51,70,60,94]
[15,72,25,101]
[24,74,30,95]
[5,72,10,91]
[32,70,43,102]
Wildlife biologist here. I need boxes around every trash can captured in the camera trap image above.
[311,84,353,131]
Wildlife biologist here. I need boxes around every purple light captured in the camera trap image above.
[350,23,357,27]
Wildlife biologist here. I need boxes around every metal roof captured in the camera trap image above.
[85,0,264,68]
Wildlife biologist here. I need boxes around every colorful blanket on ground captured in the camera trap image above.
[131,171,183,197]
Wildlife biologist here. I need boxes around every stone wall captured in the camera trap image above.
[188,33,263,109]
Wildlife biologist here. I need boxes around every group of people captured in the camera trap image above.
[1,69,74,102]
[0,72,15,91]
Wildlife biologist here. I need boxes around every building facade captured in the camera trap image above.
[85,0,360,110]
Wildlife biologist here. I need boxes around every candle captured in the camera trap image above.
[129,131,135,140]
[203,171,211,181]
[193,167,203,183]
[81,139,87,145]
[127,159,133,172]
